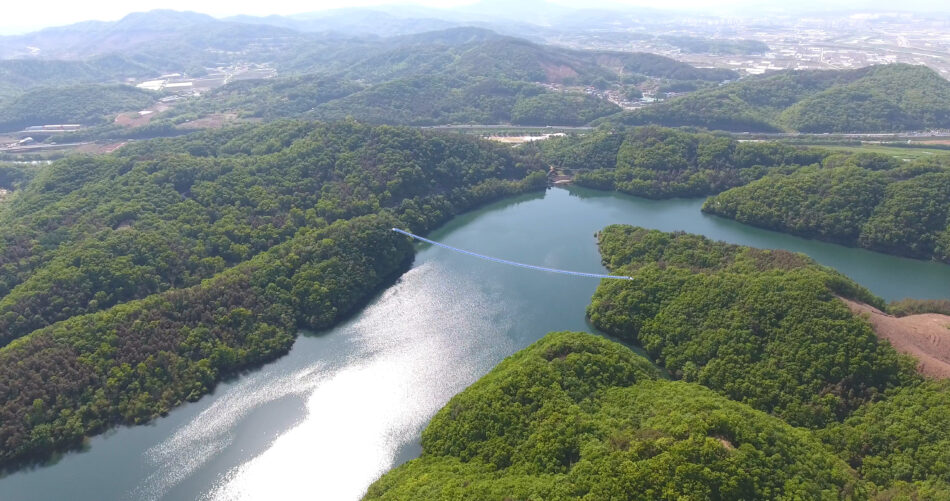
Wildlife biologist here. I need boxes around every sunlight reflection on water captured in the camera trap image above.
[144,263,514,501]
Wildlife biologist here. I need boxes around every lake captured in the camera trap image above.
[2,186,948,500]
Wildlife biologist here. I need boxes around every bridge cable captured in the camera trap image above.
[392,228,633,280]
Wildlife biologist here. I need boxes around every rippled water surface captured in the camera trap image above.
[2,187,948,500]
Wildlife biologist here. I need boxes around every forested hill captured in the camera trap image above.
[587,226,908,428]
[536,126,829,198]
[703,153,950,263]
[294,27,738,84]
[0,12,299,102]
[165,28,736,127]
[0,56,162,103]
[0,84,156,132]
[369,318,950,499]
[0,10,297,62]
[365,331,862,500]
[0,120,547,468]
[535,127,950,265]
[0,10,738,127]
[370,229,950,500]
[609,63,950,132]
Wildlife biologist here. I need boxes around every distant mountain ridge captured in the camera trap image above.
[0,10,742,128]
[0,10,298,60]
[611,63,950,132]
[274,26,737,85]
[157,27,737,127]
[25,9,949,133]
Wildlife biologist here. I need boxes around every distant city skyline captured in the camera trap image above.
[2,0,950,35]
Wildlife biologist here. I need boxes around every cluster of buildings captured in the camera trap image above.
[133,63,277,96]
[549,12,950,78]
[22,124,80,132]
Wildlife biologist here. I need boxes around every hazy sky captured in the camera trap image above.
[1,0,947,35]
[5,0,467,33]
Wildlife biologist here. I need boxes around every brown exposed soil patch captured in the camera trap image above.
[540,63,579,83]
[486,133,565,144]
[179,113,238,130]
[840,297,950,379]
[714,436,735,450]
[114,102,171,128]
[73,142,127,154]
[114,112,151,127]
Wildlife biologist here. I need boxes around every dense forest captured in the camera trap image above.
[609,64,950,132]
[0,163,38,191]
[587,226,913,428]
[537,128,950,263]
[278,28,737,85]
[167,75,364,122]
[5,25,742,135]
[0,11,305,106]
[369,230,950,500]
[0,11,299,83]
[303,76,621,126]
[0,56,162,104]
[155,29,734,129]
[0,120,547,467]
[3,8,950,494]
[0,84,157,132]
[365,332,862,500]
[703,154,950,262]
[822,380,950,496]
[13,12,950,136]
[537,126,828,197]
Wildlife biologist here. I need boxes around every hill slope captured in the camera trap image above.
[0,56,163,104]
[538,126,828,197]
[586,225,910,428]
[0,84,156,132]
[0,10,296,60]
[365,331,860,500]
[822,380,950,497]
[160,29,736,127]
[0,121,547,467]
[612,64,950,132]
[702,154,950,262]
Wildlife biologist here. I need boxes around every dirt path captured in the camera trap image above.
[840,297,950,379]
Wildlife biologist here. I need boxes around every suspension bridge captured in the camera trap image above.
[392,228,633,280]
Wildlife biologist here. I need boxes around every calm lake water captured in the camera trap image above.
[2,186,948,500]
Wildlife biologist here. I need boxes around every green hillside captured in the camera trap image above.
[0,120,546,466]
[0,12,302,103]
[284,28,737,86]
[365,332,861,500]
[368,231,950,499]
[703,154,950,262]
[538,126,828,197]
[612,64,950,133]
[586,226,911,428]
[160,29,734,128]
[0,18,739,131]
[0,84,157,132]
[168,75,364,121]
[0,56,159,104]
[823,380,950,497]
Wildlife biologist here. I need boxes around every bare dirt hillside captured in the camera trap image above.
[841,297,950,379]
